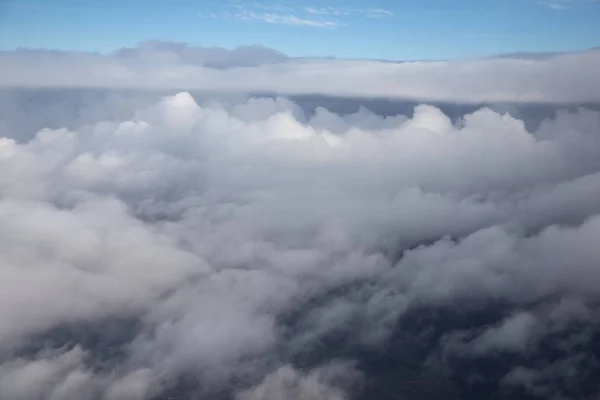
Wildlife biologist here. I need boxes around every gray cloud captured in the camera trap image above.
[0,88,599,399]
[236,362,362,400]
[113,41,288,69]
[0,346,155,400]
[1,44,600,103]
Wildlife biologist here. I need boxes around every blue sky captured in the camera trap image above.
[0,0,599,60]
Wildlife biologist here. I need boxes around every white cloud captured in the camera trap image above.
[364,8,396,18]
[302,6,396,18]
[200,2,394,27]
[535,0,600,9]
[537,1,569,10]
[1,44,599,103]
[0,88,599,397]
[304,6,343,15]
[236,11,339,28]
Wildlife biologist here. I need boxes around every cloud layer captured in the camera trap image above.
[0,89,599,399]
[1,43,600,103]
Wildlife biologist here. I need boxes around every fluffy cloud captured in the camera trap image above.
[237,362,362,400]
[0,89,600,399]
[1,44,600,103]
[0,346,155,400]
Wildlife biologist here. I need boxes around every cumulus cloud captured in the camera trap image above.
[0,346,155,400]
[1,44,600,102]
[236,362,362,400]
[0,89,599,399]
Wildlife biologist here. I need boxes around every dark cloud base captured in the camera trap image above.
[12,302,599,400]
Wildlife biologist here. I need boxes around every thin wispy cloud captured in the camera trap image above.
[364,8,396,18]
[239,11,340,28]
[535,0,599,9]
[304,6,396,18]
[304,6,347,16]
[199,2,394,28]
[536,1,570,9]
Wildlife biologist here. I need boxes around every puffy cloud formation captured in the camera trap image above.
[1,90,600,399]
[1,43,600,103]
[0,347,154,400]
[237,362,362,400]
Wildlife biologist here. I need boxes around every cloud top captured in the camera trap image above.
[1,43,600,103]
[0,90,599,398]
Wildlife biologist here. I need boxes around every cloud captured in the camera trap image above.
[235,11,339,28]
[304,6,344,16]
[112,41,288,68]
[200,2,394,27]
[537,2,569,10]
[200,2,342,28]
[535,0,600,9]
[1,44,600,103]
[0,346,156,400]
[302,6,395,18]
[443,312,542,355]
[364,8,396,18]
[236,362,362,400]
[0,87,599,398]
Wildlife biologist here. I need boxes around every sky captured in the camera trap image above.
[0,0,599,60]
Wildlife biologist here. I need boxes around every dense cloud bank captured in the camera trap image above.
[1,91,600,399]
[1,42,600,102]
